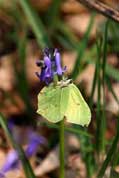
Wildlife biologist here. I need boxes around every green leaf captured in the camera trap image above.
[37,83,91,126]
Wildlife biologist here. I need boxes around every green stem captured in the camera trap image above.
[53,74,59,86]
[59,119,65,178]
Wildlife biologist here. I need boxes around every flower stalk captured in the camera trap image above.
[59,119,65,178]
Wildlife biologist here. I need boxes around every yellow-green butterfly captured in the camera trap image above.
[37,82,91,126]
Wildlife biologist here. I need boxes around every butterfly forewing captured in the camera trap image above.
[37,85,64,123]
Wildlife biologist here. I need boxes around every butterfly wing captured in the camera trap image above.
[37,83,91,126]
[37,85,69,123]
[65,84,91,126]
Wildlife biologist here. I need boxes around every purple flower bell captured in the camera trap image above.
[1,150,19,174]
[54,49,66,76]
[36,48,66,85]
[0,172,5,178]
[1,130,45,176]
[25,132,46,157]
[36,55,53,84]
[7,119,14,131]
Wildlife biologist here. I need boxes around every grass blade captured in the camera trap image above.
[106,64,119,82]
[105,75,119,105]
[47,0,62,29]
[71,13,95,80]
[100,20,109,152]
[19,0,51,48]
[97,118,119,178]
[12,31,34,118]
[0,113,36,178]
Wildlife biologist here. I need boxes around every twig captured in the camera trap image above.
[76,0,119,23]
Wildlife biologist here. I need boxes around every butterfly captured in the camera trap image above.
[37,82,91,127]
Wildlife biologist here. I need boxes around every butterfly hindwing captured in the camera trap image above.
[65,84,91,126]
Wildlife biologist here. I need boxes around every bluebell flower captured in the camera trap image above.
[0,172,5,178]
[54,49,66,76]
[36,48,66,85]
[1,131,45,176]
[25,132,46,157]
[36,55,53,85]
[7,119,14,131]
[1,150,19,174]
